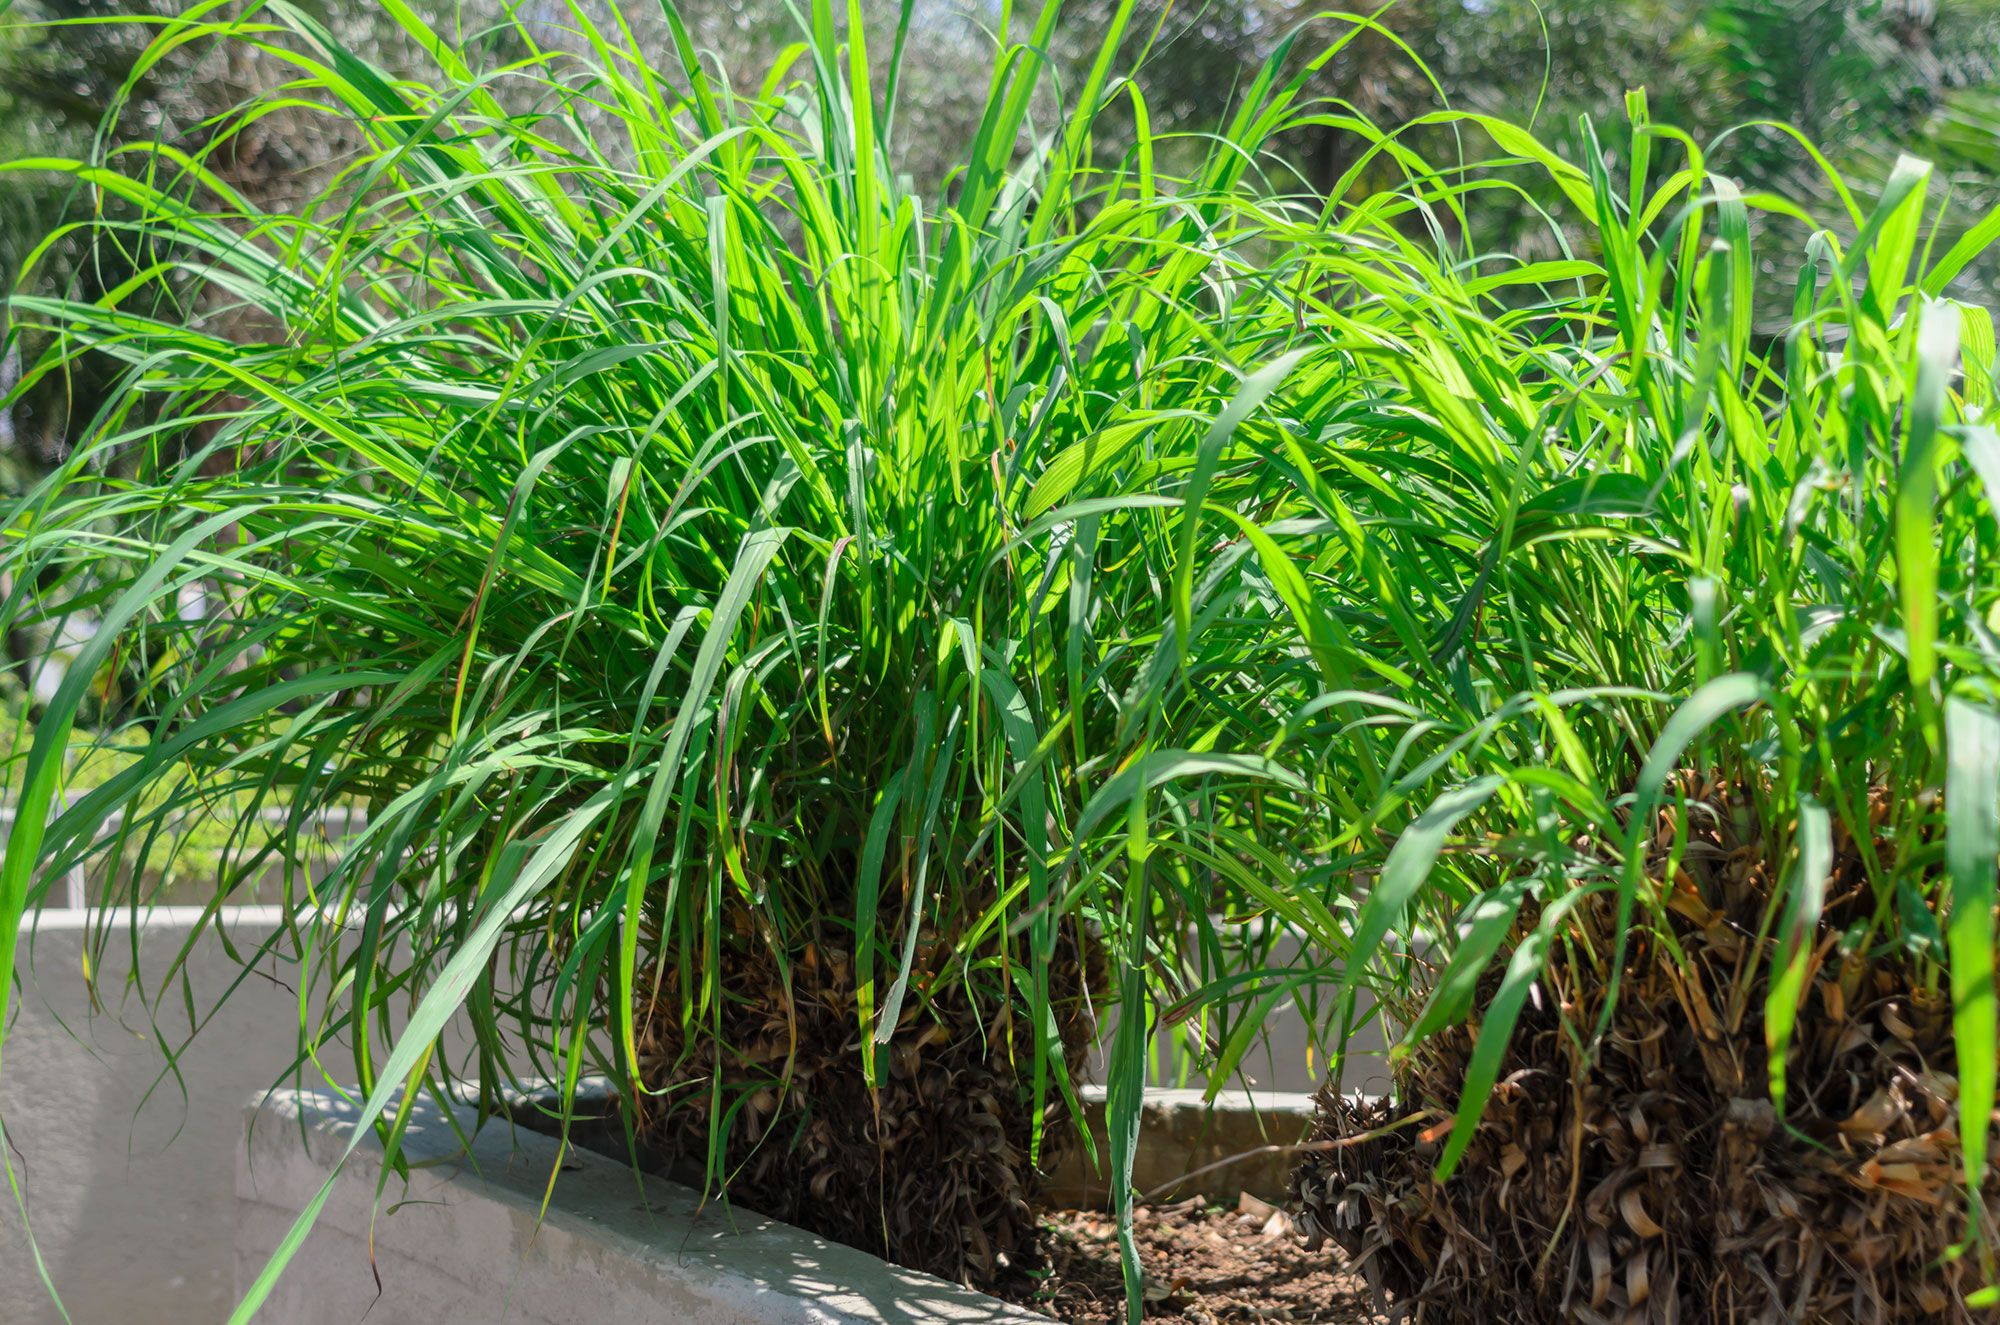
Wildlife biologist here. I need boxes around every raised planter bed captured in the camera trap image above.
[238,1084,1057,1324]
[236,1082,1330,1323]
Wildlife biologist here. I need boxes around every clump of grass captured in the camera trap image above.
[1256,98,2000,1318]
[0,0,1448,1310]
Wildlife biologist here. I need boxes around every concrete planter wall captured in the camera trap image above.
[238,1081,1326,1323]
[1,906,300,1325]
[7,795,1366,1323]
[238,1086,1058,1324]
[0,904,534,1325]
[1046,1087,1318,1206]
[1084,923,1400,1100]
[6,904,1351,1324]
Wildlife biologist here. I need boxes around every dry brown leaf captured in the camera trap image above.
[1636,1142,1679,1171]
[1625,1248,1651,1306]
[1236,1191,1279,1221]
[1856,1160,1948,1204]
[1873,1131,1950,1166]
[1619,1187,1665,1238]
[1841,1087,1907,1137]
[1587,1228,1613,1308]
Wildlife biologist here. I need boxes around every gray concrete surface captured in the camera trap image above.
[1046,1087,1319,1207]
[1102,1001,1390,1098]
[238,1086,1054,1324]
[1,907,304,1325]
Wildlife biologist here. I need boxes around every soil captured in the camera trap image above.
[995,1195,1385,1323]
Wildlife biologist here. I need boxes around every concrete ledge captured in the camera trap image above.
[238,1086,1054,1324]
[1046,1086,1318,1206]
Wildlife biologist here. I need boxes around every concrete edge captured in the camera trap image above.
[242,1085,1059,1324]
[20,904,293,932]
[1048,1086,1327,1206]
[1075,1084,1319,1111]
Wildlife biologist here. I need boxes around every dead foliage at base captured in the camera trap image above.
[631,916,1098,1286]
[1293,776,1999,1323]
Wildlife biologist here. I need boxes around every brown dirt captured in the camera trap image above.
[1292,774,2000,1324]
[995,1195,1387,1323]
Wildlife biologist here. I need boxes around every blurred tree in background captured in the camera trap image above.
[0,1,401,475]
[1065,0,2000,269]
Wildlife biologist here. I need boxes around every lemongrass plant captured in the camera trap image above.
[1197,97,2000,1318]
[0,0,1472,1312]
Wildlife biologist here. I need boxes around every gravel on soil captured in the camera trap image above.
[993,1193,1391,1323]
